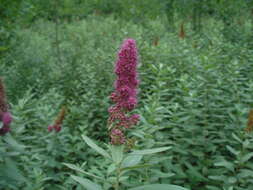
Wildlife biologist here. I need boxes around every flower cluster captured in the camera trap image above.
[0,78,12,136]
[48,106,66,133]
[108,39,140,145]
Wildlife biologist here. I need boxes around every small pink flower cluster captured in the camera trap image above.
[110,128,125,145]
[48,107,66,133]
[48,124,61,132]
[0,112,12,135]
[108,39,140,145]
[0,78,12,136]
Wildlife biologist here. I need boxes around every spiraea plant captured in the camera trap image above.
[0,78,26,188]
[65,39,187,190]
[0,78,12,136]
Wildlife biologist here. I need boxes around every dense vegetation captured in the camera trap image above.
[1,0,253,189]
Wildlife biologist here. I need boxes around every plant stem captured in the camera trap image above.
[114,165,121,190]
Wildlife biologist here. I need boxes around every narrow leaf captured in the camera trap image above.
[226,145,240,156]
[232,133,242,143]
[214,161,234,172]
[241,152,253,163]
[5,135,26,152]
[110,145,124,165]
[121,164,153,172]
[129,184,189,190]
[63,163,104,180]
[82,135,111,159]
[121,155,143,168]
[71,175,102,190]
[129,147,171,155]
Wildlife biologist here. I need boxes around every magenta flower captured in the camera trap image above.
[114,39,139,111]
[48,124,62,133]
[0,78,12,136]
[48,125,54,132]
[0,112,12,136]
[109,39,140,145]
[110,128,126,145]
[2,112,12,125]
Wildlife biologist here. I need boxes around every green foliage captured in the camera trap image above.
[1,1,253,189]
[0,135,27,189]
[66,136,172,189]
[129,184,189,190]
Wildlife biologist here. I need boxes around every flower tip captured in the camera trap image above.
[124,38,136,44]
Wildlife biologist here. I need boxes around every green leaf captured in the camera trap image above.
[214,161,234,172]
[121,164,153,172]
[82,135,111,159]
[129,147,171,155]
[237,169,253,178]
[129,184,189,190]
[205,185,220,190]
[184,162,207,181]
[5,135,26,152]
[119,176,129,182]
[1,158,27,183]
[170,164,187,178]
[63,163,104,180]
[208,175,227,182]
[0,46,8,51]
[231,133,242,143]
[227,177,237,184]
[226,145,239,156]
[240,152,253,163]
[109,145,124,165]
[107,164,116,175]
[121,154,143,168]
[152,170,175,178]
[71,175,103,190]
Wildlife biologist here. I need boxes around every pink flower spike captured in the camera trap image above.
[108,38,140,145]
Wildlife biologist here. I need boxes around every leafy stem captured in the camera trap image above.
[114,163,121,190]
